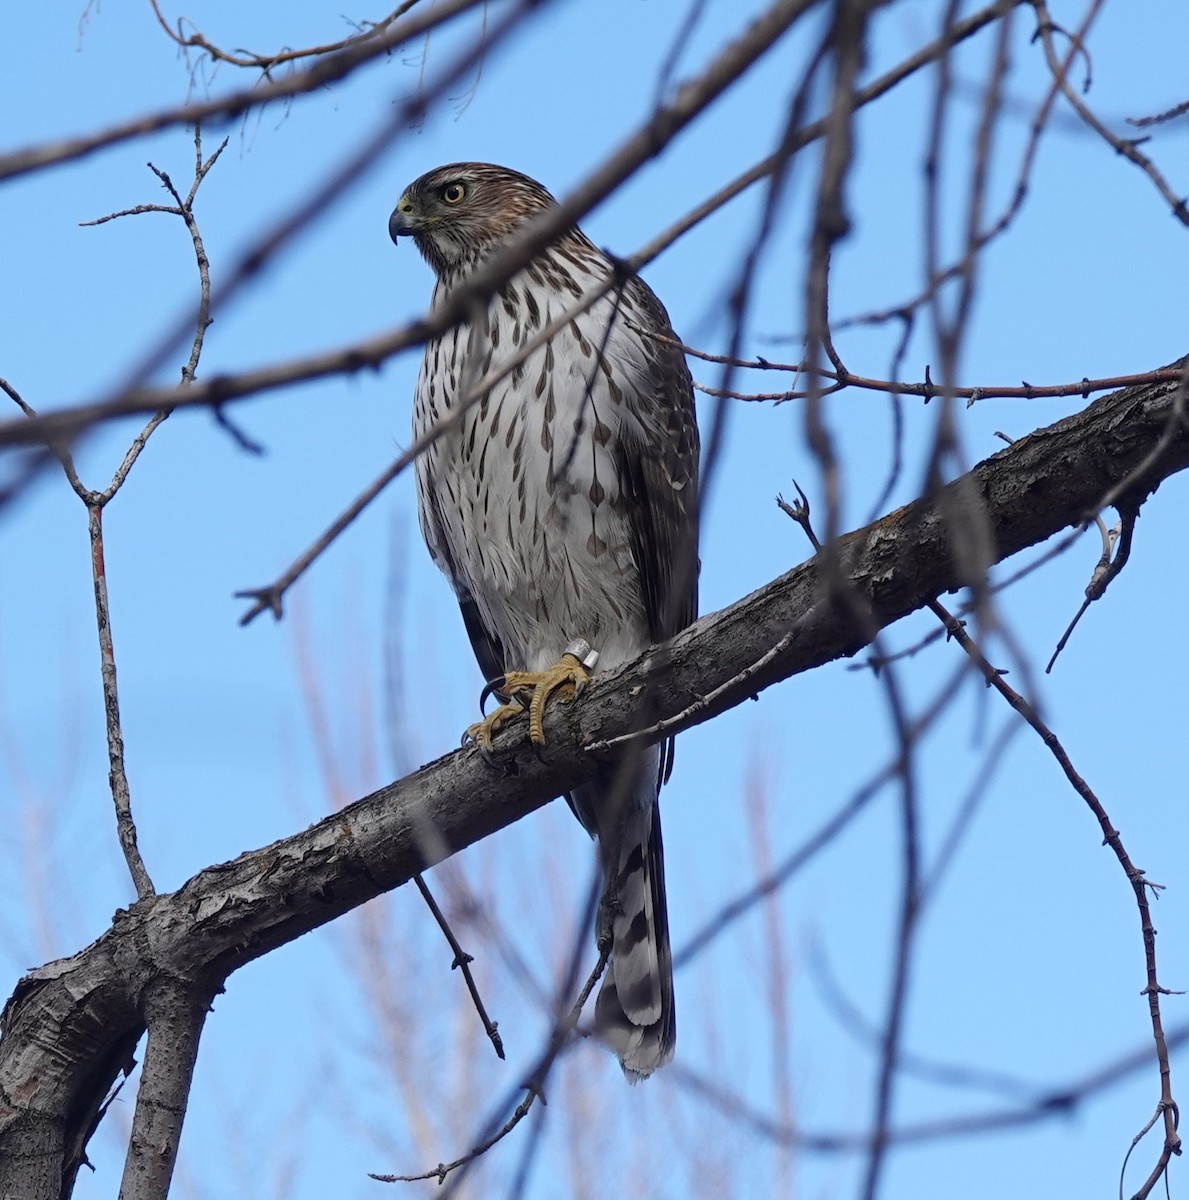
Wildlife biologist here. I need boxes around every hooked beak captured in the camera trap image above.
[388,196,419,245]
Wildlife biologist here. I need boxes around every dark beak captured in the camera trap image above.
[388,203,418,245]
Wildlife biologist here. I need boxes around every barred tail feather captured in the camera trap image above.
[571,749,675,1080]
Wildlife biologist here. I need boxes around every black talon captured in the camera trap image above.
[479,676,507,714]
[463,725,500,767]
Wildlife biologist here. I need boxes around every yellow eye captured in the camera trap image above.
[441,182,466,205]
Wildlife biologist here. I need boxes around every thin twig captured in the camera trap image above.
[1032,0,1189,226]
[0,0,491,183]
[371,931,608,1187]
[87,504,155,899]
[90,129,226,502]
[665,1021,1189,1154]
[1128,98,1189,130]
[413,873,505,1060]
[0,377,86,495]
[0,0,1024,467]
[148,0,423,72]
[926,597,1183,1198]
[641,326,1182,405]
[1044,503,1134,673]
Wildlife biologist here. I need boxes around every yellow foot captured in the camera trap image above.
[502,649,594,745]
[464,702,526,754]
[464,641,598,753]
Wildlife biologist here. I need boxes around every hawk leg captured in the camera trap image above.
[465,640,599,751]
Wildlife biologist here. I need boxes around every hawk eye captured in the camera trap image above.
[441,182,466,205]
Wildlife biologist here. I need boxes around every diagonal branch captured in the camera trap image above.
[1,362,1186,1196]
[148,0,424,73]
[925,597,1183,1198]
[0,0,491,184]
[0,0,1023,471]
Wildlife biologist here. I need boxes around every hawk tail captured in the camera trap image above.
[575,753,675,1080]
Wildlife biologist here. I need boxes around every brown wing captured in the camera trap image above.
[422,477,507,683]
[615,276,699,785]
[617,275,700,646]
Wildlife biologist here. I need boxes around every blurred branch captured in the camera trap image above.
[668,1020,1189,1153]
[3,364,1186,1194]
[800,0,870,547]
[776,458,925,1200]
[0,0,817,465]
[371,949,607,1188]
[0,0,489,183]
[807,934,1047,1102]
[859,636,919,1200]
[1033,0,1189,227]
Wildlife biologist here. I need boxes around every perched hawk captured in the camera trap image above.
[389,163,699,1079]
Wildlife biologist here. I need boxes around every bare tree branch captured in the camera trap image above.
[4,129,230,904]
[148,0,425,73]
[0,0,821,469]
[668,1020,1189,1154]
[925,596,1183,1197]
[117,981,212,1200]
[0,0,490,184]
[2,363,1185,1195]
[1033,0,1189,226]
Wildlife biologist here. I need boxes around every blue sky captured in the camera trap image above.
[2,2,1189,1197]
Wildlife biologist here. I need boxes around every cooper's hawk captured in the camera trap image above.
[389,163,699,1079]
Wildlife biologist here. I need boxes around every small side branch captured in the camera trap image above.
[1032,0,1189,227]
[635,327,1184,406]
[1045,502,1137,673]
[926,598,1182,1197]
[370,950,607,1187]
[89,505,155,900]
[67,127,228,901]
[414,873,505,1060]
[148,0,421,73]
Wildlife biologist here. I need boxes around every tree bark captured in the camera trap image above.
[0,362,1184,1197]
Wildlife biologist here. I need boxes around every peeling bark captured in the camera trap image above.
[0,363,1185,1197]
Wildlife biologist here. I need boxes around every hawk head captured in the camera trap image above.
[389,162,559,280]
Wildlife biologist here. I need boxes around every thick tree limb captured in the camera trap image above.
[117,982,211,1200]
[0,363,1185,1197]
